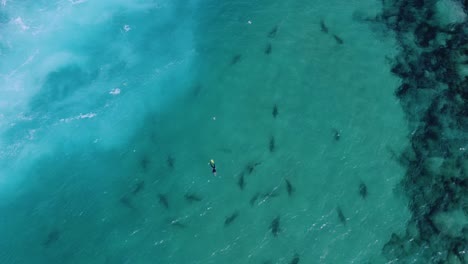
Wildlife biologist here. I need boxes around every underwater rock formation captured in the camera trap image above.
[379,0,468,262]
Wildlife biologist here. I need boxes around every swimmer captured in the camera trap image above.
[209,159,217,176]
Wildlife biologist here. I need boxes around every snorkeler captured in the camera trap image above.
[209,159,217,176]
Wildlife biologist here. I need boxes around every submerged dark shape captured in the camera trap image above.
[158,194,169,209]
[224,211,239,226]
[265,43,272,55]
[269,136,275,152]
[270,216,281,237]
[285,179,294,196]
[320,20,329,33]
[268,25,278,38]
[184,193,202,202]
[230,54,242,65]
[246,161,262,174]
[43,230,60,247]
[217,148,233,154]
[333,129,341,141]
[250,192,260,206]
[263,188,280,199]
[167,155,174,169]
[119,195,135,210]
[169,219,187,229]
[272,104,278,118]
[140,156,150,171]
[193,84,202,97]
[290,254,300,264]
[238,172,245,190]
[132,181,145,195]
[359,182,368,199]
[333,34,344,44]
[336,207,346,225]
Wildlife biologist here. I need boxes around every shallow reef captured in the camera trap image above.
[380,0,468,262]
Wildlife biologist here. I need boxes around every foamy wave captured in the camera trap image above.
[69,0,87,5]
[60,112,97,123]
[13,17,29,31]
[110,88,121,95]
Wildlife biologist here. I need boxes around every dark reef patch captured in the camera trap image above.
[380,0,468,262]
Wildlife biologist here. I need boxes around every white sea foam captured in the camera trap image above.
[109,88,121,95]
[69,0,87,5]
[13,17,29,31]
[0,0,197,170]
[59,112,96,123]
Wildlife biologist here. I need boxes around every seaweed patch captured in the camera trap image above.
[379,0,468,262]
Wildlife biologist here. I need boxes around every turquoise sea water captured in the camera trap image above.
[0,0,466,263]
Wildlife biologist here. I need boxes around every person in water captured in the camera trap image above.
[209,159,217,176]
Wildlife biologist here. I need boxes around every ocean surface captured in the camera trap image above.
[0,0,466,263]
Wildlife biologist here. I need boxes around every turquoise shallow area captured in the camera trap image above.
[0,0,412,263]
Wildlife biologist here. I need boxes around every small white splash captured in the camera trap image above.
[154,240,164,246]
[13,17,29,31]
[123,25,131,32]
[110,88,121,95]
[130,229,140,236]
[60,112,96,123]
[69,0,87,4]
[247,20,252,24]
[27,129,36,140]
